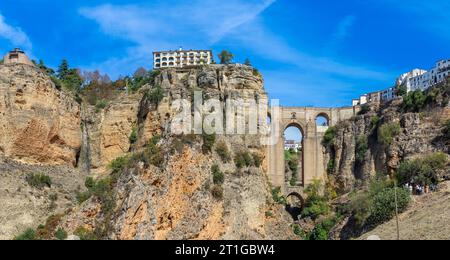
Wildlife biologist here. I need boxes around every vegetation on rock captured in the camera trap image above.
[26,173,52,189]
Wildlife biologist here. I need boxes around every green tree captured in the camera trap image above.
[244,58,252,66]
[218,50,234,65]
[401,90,426,112]
[57,59,69,79]
[396,84,408,97]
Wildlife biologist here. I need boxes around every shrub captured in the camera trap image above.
[235,151,253,168]
[253,153,263,167]
[271,187,286,205]
[396,152,448,186]
[289,175,298,187]
[327,159,335,175]
[307,217,338,241]
[144,136,164,168]
[355,136,368,164]
[26,173,52,189]
[322,127,336,147]
[378,122,401,146]
[401,90,426,112]
[212,164,224,185]
[370,115,380,130]
[95,99,107,111]
[55,228,68,240]
[215,141,231,163]
[148,85,164,106]
[108,155,130,173]
[346,178,411,228]
[14,228,38,240]
[443,120,450,141]
[129,128,138,144]
[396,84,407,97]
[367,187,410,227]
[74,226,97,241]
[301,180,330,219]
[202,133,216,154]
[292,224,307,240]
[76,191,91,204]
[358,104,371,115]
[211,185,224,200]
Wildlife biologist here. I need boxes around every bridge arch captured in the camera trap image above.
[315,112,330,127]
[285,192,305,221]
[283,122,305,186]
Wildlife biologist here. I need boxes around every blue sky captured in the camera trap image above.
[0,0,449,109]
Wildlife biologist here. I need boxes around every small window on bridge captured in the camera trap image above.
[316,114,329,127]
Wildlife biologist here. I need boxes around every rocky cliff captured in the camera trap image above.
[0,64,81,166]
[63,65,295,240]
[326,96,450,194]
[0,63,295,240]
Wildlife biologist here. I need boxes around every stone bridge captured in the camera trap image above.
[267,106,358,194]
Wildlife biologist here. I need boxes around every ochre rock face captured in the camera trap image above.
[0,64,81,166]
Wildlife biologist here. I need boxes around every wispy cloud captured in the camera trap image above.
[331,15,356,44]
[79,1,275,76]
[0,13,32,52]
[79,0,393,106]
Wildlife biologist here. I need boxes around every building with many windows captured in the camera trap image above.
[397,59,450,92]
[153,48,214,69]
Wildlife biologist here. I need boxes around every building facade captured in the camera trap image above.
[153,48,214,69]
[2,48,34,66]
[396,68,427,92]
[398,59,450,92]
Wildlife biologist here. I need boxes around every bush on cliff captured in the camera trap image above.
[302,180,330,219]
[358,104,371,115]
[215,141,231,163]
[378,122,401,146]
[401,90,426,112]
[148,85,165,106]
[443,120,450,142]
[322,126,336,147]
[212,164,224,185]
[346,178,410,228]
[396,152,448,186]
[355,136,369,164]
[202,133,216,154]
[26,173,52,189]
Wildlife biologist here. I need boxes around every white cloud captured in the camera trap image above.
[78,1,275,76]
[0,13,32,51]
[79,0,392,104]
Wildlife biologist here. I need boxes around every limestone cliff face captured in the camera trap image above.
[327,95,450,193]
[0,64,81,166]
[63,65,295,240]
[81,93,142,172]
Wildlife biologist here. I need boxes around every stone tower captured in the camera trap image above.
[2,48,34,66]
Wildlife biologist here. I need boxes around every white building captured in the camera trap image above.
[396,69,427,92]
[381,87,397,102]
[398,59,450,92]
[284,140,301,152]
[153,48,214,69]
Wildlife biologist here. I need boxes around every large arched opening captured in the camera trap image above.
[284,123,304,186]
